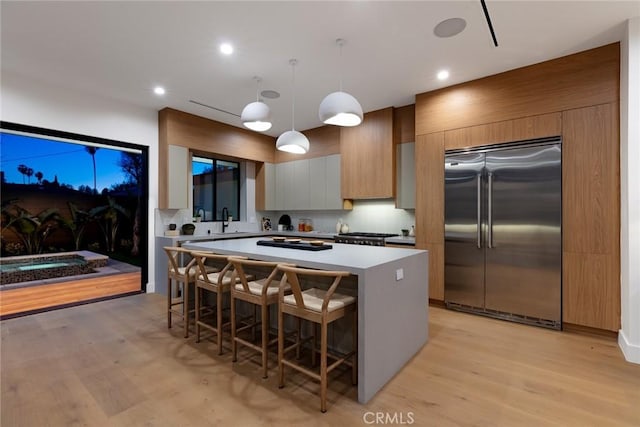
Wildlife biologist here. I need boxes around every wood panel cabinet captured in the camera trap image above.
[415,132,445,301]
[562,103,620,331]
[396,142,415,209]
[341,107,395,199]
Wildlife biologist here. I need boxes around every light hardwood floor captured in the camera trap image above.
[2,293,639,426]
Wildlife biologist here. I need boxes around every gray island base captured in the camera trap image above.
[183,237,429,404]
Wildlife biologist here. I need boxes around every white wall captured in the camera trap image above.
[1,71,160,292]
[619,17,640,364]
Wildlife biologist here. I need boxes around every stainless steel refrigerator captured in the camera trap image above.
[444,139,562,329]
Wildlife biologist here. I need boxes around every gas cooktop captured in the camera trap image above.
[337,232,399,238]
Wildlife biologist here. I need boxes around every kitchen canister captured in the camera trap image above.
[336,219,343,233]
[340,223,350,234]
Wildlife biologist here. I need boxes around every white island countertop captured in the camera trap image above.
[183,237,429,404]
[182,237,422,273]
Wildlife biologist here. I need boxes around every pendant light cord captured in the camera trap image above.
[255,77,260,102]
[338,40,343,92]
[290,59,297,131]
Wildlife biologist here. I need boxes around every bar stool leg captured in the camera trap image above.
[295,317,302,360]
[231,294,238,362]
[278,308,285,388]
[195,285,201,343]
[312,323,318,367]
[217,289,224,355]
[261,305,269,379]
[320,318,328,413]
[167,277,172,329]
[183,281,189,338]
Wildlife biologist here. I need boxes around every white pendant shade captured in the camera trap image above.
[276,130,309,154]
[241,101,272,131]
[319,91,363,126]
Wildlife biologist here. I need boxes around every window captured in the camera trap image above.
[192,156,240,221]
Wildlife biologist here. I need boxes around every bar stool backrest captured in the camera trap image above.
[276,265,351,313]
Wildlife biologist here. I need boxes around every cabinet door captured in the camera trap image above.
[341,107,394,199]
[396,142,415,209]
[291,159,310,210]
[167,145,189,209]
[308,157,326,210]
[276,162,295,210]
[264,163,276,211]
[325,154,342,209]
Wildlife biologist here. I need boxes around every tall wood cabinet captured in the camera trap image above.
[414,43,621,331]
[340,107,395,199]
[562,103,620,331]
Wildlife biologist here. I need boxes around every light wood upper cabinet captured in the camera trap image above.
[341,107,395,199]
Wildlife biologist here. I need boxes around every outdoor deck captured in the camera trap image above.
[0,272,141,318]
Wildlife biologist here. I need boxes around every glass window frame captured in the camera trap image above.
[192,155,240,222]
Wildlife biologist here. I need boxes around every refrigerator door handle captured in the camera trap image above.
[488,172,493,248]
[477,173,482,249]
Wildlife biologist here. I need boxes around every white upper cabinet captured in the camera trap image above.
[396,142,415,209]
[261,154,343,211]
[167,145,190,209]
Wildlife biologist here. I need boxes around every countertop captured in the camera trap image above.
[157,231,415,246]
[156,230,337,243]
[182,237,424,274]
[385,236,416,245]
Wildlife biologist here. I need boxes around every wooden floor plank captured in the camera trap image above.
[0,272,141,316]
[1,294,639,426]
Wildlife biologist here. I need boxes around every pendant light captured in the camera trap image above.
[319,38,363,127]
[276,59,310,154]
[241,76,272,132]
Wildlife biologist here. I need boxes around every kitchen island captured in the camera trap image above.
[183,237,428,404]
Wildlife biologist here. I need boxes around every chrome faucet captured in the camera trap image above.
[221,207,229,233]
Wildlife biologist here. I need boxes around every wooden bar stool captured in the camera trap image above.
[163,246,217,338]
[276,264,357,413]
[192,252,246,355]
[228,257,294,379]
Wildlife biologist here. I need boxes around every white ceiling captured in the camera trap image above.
[2,1,639,138]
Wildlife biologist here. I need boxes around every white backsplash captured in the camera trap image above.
[155,208,260,236]
[258,199,415,235]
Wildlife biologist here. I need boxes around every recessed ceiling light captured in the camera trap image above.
[154,86,166,95]
[437,70,450,80]
[434,18,467,38]
[261,90,280,99]
[220,43,234,55]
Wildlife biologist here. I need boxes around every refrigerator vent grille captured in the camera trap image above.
[445,302,561,330]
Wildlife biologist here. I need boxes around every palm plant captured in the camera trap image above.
[61,202,92,250]
[35,171,43,184]
[17,164,28,184]
[1,201,61,254]
[85,146,99,192]
[90,197,129,252]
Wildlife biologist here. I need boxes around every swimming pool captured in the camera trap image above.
[0,252,108,285]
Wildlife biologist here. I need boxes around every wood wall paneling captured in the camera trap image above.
[562,103,620,254]
[159,108,275,163]
[415,132,444,246]
[340,107,395,199]
[444,112,562,150]
[275,125,340,163]
[255,162,266,211]
[393,104,416,144]
[563,252,620,331]
[416,43,619,135]
[425,243,444,301]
